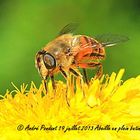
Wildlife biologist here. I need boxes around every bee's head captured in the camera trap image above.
[42,52,56,69]
[35,50,56,79]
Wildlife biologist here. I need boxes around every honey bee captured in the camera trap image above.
[35,23,128,90]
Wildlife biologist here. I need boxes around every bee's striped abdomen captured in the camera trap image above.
[79,35,98,49]
[74,35,105,61]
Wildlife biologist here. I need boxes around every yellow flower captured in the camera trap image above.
[0,69,140,140]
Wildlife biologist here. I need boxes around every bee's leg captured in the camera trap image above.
[43,75,48,94]
[82,68,89,85]
[43,80,47,93]
[50,75,56,90]
[95,63,103,79]
[69,67,86,100]
[59,67,70,107]
[69,68,80,77]
[60,67,67,79]
[78,62,103,79]
[69,67,89,84]
[67,67,81,107]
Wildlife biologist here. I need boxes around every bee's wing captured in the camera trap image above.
[58,23,79,36]
[95,34,129,47]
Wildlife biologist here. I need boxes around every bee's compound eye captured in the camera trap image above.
[43,53,56,69]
